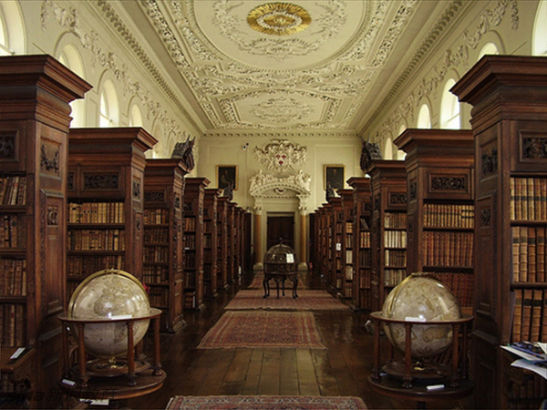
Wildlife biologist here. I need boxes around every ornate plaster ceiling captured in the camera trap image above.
[126,0,457,134]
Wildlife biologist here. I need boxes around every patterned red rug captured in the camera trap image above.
[166,395,368,409]
[197,311,326,349]
[225,290,349,311]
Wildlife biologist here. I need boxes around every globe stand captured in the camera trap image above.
[368,312,474,408]
[58,308,165,402]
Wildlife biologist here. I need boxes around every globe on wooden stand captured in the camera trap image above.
[368,273,473,408]
[58,269,165,402]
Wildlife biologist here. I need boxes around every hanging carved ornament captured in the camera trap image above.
[360,141,382,172]
[254,139,307,174]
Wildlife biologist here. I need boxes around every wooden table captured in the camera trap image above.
[263,271,298,298]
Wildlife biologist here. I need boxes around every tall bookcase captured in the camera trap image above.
[182,177,209,310]
[339,189,355,300]
[143,159,187,332]
[234,206,243,280]
[394,129,475,314]
[452,56,547,409]
[367,160,407,311]
[347,177,372,310]
[327,197,343,295]
[204,189,219,298]
[67,128,157,299]
[216,196,229,289]
[0,55,91,406]
[226,202,236,285]
[320,204,332,282]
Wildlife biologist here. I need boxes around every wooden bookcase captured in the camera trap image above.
[0,55,91,406]
[347,177,372,311]
[320,204,332,282]
[339,189,355,300]
[203,189,220,298]
[143,159,187,332]
[67,128,157,300]
[394,129,475,314]
[452,55,547,409]
[226,202,236,285]
[367,160,407,311]
[182,177,209,310]
[242,211,252,275]
[234,206,242,280]
[327,197,343,295]
[216,196,229,289]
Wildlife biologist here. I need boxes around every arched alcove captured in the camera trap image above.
[532,1,547,56]
[417,103,431,128]
[58,44,86,127]
[440,79,460,129]
[99,79,119,127]
[0,1,25,55]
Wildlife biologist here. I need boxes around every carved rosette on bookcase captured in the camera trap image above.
[0,55,91,407]
[216,196,229,290]
[347,177,372,311]
[452,56,547,409]
[394,129,475,314]
[339,189,354,301]
[367,160,408,312]
[183,177,209,310]
[67,128,157,302]
[143,159,188,332]
[204,189,220,298]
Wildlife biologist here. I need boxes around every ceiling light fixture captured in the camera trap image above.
[247,2,311,36]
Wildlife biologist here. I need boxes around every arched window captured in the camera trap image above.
[417,104,431,128]
[99,79,119,127]
[129,104,143,127]
[384,137,393,159]
[58,45,86,127]
[478,42,499,59]
[532,1,547,56]
[0,1,25,55]
[440,79,460,129]
[0,12,8,55]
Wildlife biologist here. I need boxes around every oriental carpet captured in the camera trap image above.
[196,311,326,349]
[225,289,349,311]
[165,395,368,409]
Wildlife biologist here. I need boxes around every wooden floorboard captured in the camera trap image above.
[125,273,470,410]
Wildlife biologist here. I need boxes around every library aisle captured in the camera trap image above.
[127,271,465,410]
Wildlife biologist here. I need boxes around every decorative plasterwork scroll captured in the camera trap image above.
[372,0,519,143]
[249,170,311,215]
[254,139,307,175]
[40,0,197,146]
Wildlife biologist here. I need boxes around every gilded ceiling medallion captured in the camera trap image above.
[247,3,311,36]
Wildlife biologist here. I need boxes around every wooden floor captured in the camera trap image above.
[128,272,466,409]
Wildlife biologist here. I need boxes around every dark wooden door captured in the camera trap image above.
[267,215,294,250]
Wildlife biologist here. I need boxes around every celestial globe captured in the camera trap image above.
[68,269,151,359]
[381,272,461,358]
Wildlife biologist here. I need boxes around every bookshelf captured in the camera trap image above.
[143,159,188,332]
[347,177,372,311]
[67,128,157,300]
[0,55,91,406]
[226,202,236,285]
[216,196,229,289]
[367,160,407,312]
[320,204,332,282]
[394,129,475,314]
[452,55,547,409]
[339,189,355,300]
[243,211,252,275]
[182,177,209,310]
[234,206,243,281]
[327,197,343,295]
[204,189,220,298]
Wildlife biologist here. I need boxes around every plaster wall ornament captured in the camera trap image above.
[249,170,311,215]
[370,0,518,141]
[40,0,197,147]
[254,140,307,175]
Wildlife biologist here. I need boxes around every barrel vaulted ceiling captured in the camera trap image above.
[115,0,468,136]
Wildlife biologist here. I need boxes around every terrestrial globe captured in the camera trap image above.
[68,269,151,358]
[381,272,461,358]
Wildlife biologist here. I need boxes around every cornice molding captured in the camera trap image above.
[202,129,358,139]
